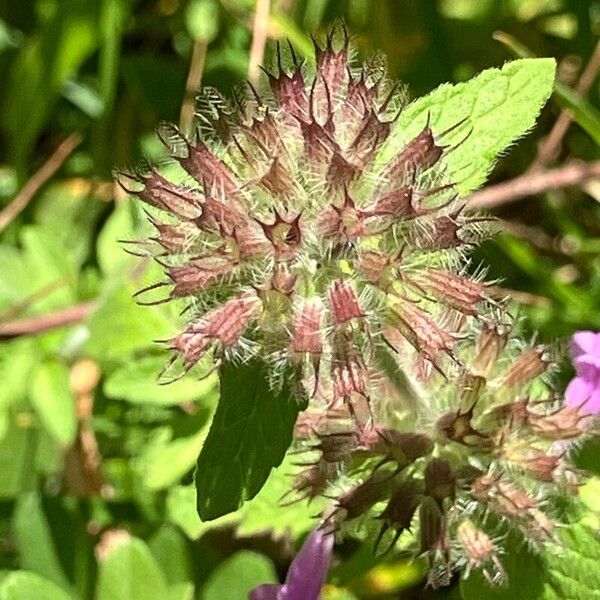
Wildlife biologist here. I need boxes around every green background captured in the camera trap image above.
[0,0,599,598]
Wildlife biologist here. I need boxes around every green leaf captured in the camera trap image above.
[104,356,217,406]
[543,523,600,600]
[553,82,600,145]
[461,530,545,600]
[0,419,37,498]
[13,494,72,593]
[0,340,38,419]
[0,228,76,318]
[0,572,73,600]
[33,182,104,270]
[148,525,192,586]
[195,360,305,520]
[168,454,323,540]
[384,58,556,195]
[493,32,600,145]
[30,360,77,446]
[96,201,138,277]
[236,453,325,538]
[85,282,173,362]
[202,551,277,600]
[166,582,194,600]
[138,430,206,491]
[167,484,239,539]
[96,538,169,600]
[0,0,99,166]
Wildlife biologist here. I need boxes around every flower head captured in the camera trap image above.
[122,24,592,588]
[250,526,334,600]
[120,24,484,412]
[565,331,600,415]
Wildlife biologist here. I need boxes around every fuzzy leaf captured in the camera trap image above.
[542,523,600,600]
[461,524,600,600]
[384,58,556,195]
[194,359,305,520]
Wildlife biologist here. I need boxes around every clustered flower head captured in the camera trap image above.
[120,24,599,588]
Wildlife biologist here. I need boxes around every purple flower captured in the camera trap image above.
[250,527,334,600]
[565,331,600,415]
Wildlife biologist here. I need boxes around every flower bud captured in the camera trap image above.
[497,346,550,393]
[436,405,486,447]
[388,295,455,362]
[328,279,365,326]
[317,430,360,463]
[410,269,490,316]
[286,461,334,504]
[472,323,510,377]
[375,478,422,551]
[424,458,456,507]
[361,428,434,467]
[457,520,504,583]
[528,405,586,440]
[324,471,395,529]
[168,290,259,372]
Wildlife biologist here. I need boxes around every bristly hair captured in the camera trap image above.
[119,23,595,587]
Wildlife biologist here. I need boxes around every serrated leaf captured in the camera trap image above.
[542,524,600,600]
[384,58,556,195]
[195,359,305,520]
[202,551,277,600]
[461,531,545,600]
[96,538,169,600]
[104,356,217,406]
[0,572,73,600]
[30,360,77,447]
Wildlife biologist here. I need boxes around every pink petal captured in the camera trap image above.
[580,388,600,416]
[573,354,600,373]
[565,376,593,409]
[571,331,600,360]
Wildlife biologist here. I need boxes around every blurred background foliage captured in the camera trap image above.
[0,0,599,598]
